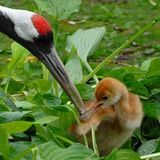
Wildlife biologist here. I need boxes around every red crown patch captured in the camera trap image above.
[32,14,52,36]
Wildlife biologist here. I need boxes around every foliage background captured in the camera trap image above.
[0,0,160,159]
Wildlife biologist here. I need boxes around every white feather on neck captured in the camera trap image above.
[0,6,39,41]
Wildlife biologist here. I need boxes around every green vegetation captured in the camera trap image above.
[0,0,160,159]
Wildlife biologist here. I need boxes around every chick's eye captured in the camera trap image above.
[102,96,108,100]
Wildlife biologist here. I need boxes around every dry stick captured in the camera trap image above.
[81,19,160,84]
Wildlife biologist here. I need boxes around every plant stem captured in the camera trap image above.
[53,133,74,144]
[4,69,13,93]
[4,77,10,93]
[83,135,89,148]
[83,61,99,84]
[32,147,41,160]
[140,152,160,159]
[91,127,99,157]
[69,105,89,148]
[81,19,160,83]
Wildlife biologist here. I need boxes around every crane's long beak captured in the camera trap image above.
[40,47,88,118]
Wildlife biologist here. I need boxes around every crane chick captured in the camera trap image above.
[73,77,143,155]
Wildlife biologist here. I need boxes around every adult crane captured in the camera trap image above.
[0,6,89,119]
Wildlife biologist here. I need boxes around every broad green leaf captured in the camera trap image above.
[34,0,81,20]
[61,84,94,102]
[10,141,33,160]
[39,141,97,160]
[105,149,141,160]
[36,125,56,142]
[0,91,17,111]
[142,76,160,90]
[43,93,61,106]
[66,27,106,83]
[104,149,117,160]
[66,27,106,62]
[141,117,160,139]
[122,66,146,79]
[65,55,83,83]
[14,101,33,109]
[7,42,30,75]
[147,58,160,77]
[34,116,58,125]
[123,73,149,96]
[13,145,34,160]
[50,105,70,112]
[141,58,154,71]
[0,121,32,134]
[97,68,128,80]
[0,126,9,160]
[0,111,30,123]
[2,42,30,93]
[137,139,158,156]
[76,84,94,100]
[27,79,52,93]
[141,58,160,77]
[143,101,160,118]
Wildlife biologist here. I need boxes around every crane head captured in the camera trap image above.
[0,6,87,118]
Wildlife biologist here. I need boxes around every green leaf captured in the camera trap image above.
[0,121,32,134]
[10,141,33,160]
[36,125,55,142]
[51,105,70,112]
[0,126,9,160]
[2,42,30,93]
[34,0,81,20]
[65,55,83,83]
[0,111,30,123]
[43,93,61,106]
[142,76,160,90]
[104,149,117,160]
[142,58,160,77]
[76,84,94,100]
[143,101,160,118]
[66,27,106,83]
[66,27,106,62]
[13,145,34,160]
[0,92,17,111]
[27,79,52,93]
[39,141,97,160]
[7,42,30,75]
[141,58,154,71]
[14,101,33,109]
[141,117,160,139]
[137,139,158,156]
[105,149,141,160]
[123,73,149,96]
[34,116,58,125]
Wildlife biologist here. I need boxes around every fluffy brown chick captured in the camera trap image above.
[71,77,143,155]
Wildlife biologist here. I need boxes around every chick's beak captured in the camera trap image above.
[80,100,104,121]
[40,47,88,118]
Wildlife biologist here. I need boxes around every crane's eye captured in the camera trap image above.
[102,96,108,100]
